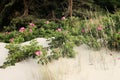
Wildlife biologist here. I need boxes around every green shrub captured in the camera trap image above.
[1,40,47,68]
[1,14,120,68]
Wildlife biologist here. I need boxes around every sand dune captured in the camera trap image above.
[0,38,120,80]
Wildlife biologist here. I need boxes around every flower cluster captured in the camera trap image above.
[29,23,35,27]
[57,28,62,32]
[9,38,14,43]
[19,27,25,32]
[97,25,102,31]
[35,50,42,56]
[45,21,49,24]
[61,16,66,20]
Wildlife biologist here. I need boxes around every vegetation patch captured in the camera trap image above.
[1,12,120,68]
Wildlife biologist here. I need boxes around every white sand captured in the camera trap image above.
[0,38,120,80]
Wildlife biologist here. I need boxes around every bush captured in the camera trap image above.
[1,40,47,68]
[1,14,120,68]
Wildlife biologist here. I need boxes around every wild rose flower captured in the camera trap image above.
[35,50,42,56]
[45,21,49,24]
[19,27,25,32]
[97,25,102,31]
[9,38,14,43]
[61,16,65,20]
[118,32,120,34]
[5,32,11,34]
[118,57,120,60]
[82,29,85,33]
[29,23,35,27]
[29,29,32,33]
[57,28,62,32]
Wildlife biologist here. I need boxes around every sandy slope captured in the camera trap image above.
[0,38,120,80]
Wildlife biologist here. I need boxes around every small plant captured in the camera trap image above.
[107,32,120,51]
[50,30,76,58]
[1,40,47,68]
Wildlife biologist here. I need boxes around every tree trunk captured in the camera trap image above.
[22,0,28,17]
[69,0,73,18]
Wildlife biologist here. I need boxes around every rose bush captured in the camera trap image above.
[1,13,120,68]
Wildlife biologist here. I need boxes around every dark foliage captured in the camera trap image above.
[0,0,120,31]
